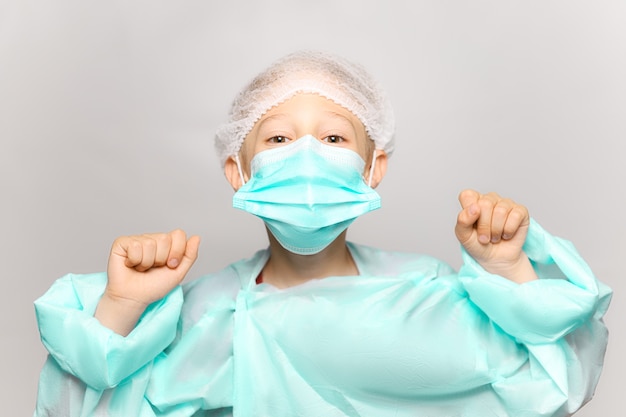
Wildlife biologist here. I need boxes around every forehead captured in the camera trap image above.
[257,93,364,126]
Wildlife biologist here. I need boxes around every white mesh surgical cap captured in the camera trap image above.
[214,50,395,166]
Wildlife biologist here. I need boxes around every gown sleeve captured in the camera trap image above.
[458,218,612,415]
[33,272,184,416]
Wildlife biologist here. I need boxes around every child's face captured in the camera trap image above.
[238,93,374,178]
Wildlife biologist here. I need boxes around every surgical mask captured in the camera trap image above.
[232,135,381,255]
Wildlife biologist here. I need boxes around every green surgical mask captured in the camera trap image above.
[233,135,381,255]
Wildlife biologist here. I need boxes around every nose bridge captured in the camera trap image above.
[295,139,323,173]
[292,101,322,140]
[288,135,323,167]
[279,136,348,182]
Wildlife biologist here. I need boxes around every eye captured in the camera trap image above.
[267,136,291,144]
[322,135,345,144]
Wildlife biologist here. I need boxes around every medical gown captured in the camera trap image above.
[33,220,612,416]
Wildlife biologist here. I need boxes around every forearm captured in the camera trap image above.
[459,218,608,344]
[35,273,184,390]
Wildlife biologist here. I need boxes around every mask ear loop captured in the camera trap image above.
[366,150,377,187]
[235,154,246,186]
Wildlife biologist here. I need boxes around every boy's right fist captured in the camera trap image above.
[105,229,200,309]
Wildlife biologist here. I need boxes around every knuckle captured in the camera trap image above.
[128,239,142,251]
[170,228,187,240]
[484,192,501,202]
[113,235,131,248]
[493,205,509,216]
[478,199,493,211]
[154,233,171,246]
[510,206,528,220]
[142,238,157,251]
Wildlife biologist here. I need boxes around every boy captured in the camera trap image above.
[34,50,611,416]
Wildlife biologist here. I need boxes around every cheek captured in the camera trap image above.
[238,139,258,175]
[352,124,373,159]
[359,140,375,164]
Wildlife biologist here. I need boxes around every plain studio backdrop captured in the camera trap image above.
[1,1,624,415]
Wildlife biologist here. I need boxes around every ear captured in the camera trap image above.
[224,155,247,191]
[365,149,388,189]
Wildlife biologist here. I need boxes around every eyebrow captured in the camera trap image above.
[321,111,361,133]
[255,110,359,133]
[256,113,289,130]
[323,111,356,124]
[260,113,289,123]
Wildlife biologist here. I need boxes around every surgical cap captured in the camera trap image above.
[214,50,395,166]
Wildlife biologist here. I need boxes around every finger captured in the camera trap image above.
[490,199,514,243]
[151,233,173,267]
[175,235,201,276]
[167,229,188,269]
[476,193,499,244]
[458,189,480,209]
[118,237,143,268]
[135,236,157,272]
[502,205,530,240]
[455,202,480,244]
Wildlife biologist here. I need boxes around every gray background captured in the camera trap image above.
[1,1,623,415]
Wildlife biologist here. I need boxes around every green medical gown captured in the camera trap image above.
[33,220,612,416]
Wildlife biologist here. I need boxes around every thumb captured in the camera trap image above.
[458,189,480,209]
[176,235,201,276]
[455,200,481,245]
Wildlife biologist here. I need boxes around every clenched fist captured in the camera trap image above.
[455,190,537,284]
[95,229,200,335]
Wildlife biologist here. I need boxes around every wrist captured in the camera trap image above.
[101,290,149,313]
[480,254,538,284]
[95,291,148,336]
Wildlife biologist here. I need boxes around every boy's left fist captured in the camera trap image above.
[455,189,533,279]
